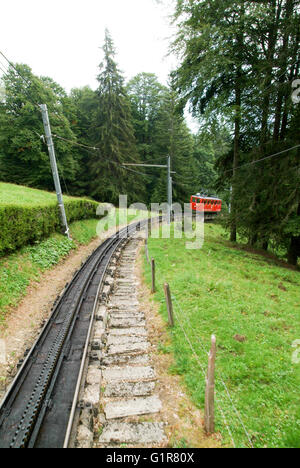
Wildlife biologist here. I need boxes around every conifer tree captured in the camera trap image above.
[151,89,198,205]
[172,0,300,264]
[90,30,145,204]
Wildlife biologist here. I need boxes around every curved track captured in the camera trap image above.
[0,221,146,448]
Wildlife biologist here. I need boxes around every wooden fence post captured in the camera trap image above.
[151,258,156,294]
[204,335,216,434]
[163,283,174,327]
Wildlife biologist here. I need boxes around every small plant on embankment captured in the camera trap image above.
[144,223,300,448]
[0,226,79,324]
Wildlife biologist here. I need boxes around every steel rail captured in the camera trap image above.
[63,223,140,448]
[0,233,118,416]
[0,220,148,448]
[28,230,128,448]
[1,235,117,447]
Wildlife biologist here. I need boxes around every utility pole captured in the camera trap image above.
[40,104,70,239]
[167,155,172,225]
[123,159,175,224]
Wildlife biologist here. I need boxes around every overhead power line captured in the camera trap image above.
[145,155,169,163]
[0,50,68,126]
[51,133,154,179]
[260,58,300,95]
[0,59,9,77]
[120,165,153,178]
[123,163,168,168]
[0,50,42,111]
[0,65,8,78]
[52,133,100,151]
[224,144,300,174]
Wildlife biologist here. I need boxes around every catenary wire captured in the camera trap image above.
[50,133,155,179]
[224,144,300,174]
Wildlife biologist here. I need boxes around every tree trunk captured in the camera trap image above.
[280,30,300,140]
[288,236,300,266]
[249,1,281,247]
[230,3,244,243]
[260,0,280,147]
[288,203,300,266]
[249,233,258,247]
[273,0,293,141]
[230,78,241,243]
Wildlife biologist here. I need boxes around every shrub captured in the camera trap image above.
[0,199,99,256]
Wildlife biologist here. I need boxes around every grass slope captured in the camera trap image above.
[144,223,300,448]
[0,182,81,206]
[0,183,99,256]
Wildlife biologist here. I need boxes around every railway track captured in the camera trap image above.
[0,221,148,449]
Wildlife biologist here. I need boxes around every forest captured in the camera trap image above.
[0,0,299,265]
[171,0,299,264]
[0,30,213,207]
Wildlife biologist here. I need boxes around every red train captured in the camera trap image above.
[190,194,222,218]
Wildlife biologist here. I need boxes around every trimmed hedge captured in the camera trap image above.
[0,199,99,256]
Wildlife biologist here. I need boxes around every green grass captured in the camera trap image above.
[69,208,148,244]
[144,223,300,448]
[0,182,82,206]
[0,218,96,323]
[0,208,150,325]
[0,183,101,256]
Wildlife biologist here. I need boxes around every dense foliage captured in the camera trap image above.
[145,223,300,447]
[0,6,298,264]
[0,197,98,255]
[0,31,216,211]
[171,0,300,264]
[0,65,79,192]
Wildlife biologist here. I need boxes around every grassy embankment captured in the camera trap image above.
[0,182,80,206]
[143,223,300,448]
[0,183,146,324]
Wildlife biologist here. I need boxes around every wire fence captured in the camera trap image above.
[172,294,254,448]
[145,239,254,449]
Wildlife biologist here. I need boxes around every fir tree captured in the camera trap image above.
[151,89,198,206]
[90,30,145,204]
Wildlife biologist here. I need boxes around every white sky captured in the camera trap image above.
[0,0,177,90]
[0,0,199,131]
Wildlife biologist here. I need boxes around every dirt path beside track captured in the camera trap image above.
[0,228,121,402]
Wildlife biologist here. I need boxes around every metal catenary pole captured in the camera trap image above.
[39,104,70,239]
[167,155,171,224]
[169,174,173,223]
[123,159,175,225]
